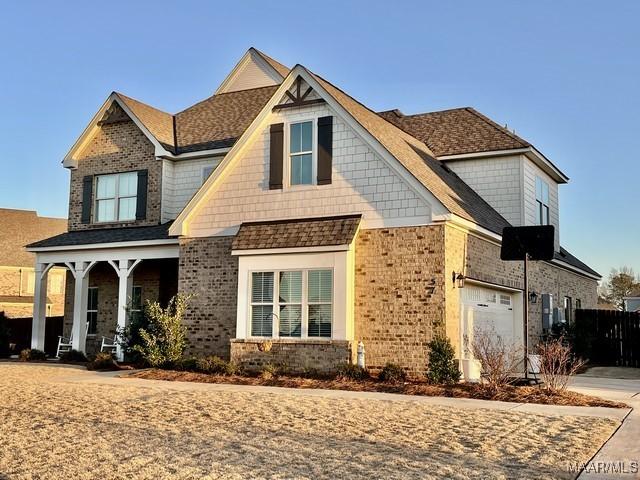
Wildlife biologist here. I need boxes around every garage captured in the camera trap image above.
[460,284,522,359]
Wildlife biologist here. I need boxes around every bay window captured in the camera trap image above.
[249,269,333,338]
[95,172,138,222]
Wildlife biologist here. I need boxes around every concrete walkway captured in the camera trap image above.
[570,371,640,479]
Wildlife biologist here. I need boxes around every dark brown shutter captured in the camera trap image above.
[269,123,284,190]
[81,175,93,224]
[317,116,333,185]
[136,169,148,220]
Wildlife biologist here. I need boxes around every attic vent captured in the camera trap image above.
[98,102,130,126]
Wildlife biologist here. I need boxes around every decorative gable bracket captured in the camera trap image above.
[273,76,325,111]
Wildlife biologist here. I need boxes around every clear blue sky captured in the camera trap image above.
[0,0,638,277]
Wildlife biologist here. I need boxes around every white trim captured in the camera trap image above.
[233,244,350,256]
[464,277,522,293]
[285,118,317,188]
[159,148,230,161]
[433,213,503,244]
[215,48,285,95]
[27,238,178,253]
[549,258,601,280]
[63,93,172,168]
[170,65,448,237]
[33,244,179,266]
[439,147,569,184]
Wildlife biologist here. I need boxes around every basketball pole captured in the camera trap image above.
[523,253,529,381]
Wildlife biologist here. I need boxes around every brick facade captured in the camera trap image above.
[230,339,351,374]
[178,236,238,358]
[0,266,66,318]
[68,110,162,231]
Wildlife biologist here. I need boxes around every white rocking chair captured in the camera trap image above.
[56,321,89,358]
[100,334,118,354]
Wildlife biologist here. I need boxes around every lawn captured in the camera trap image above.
[0,364,618,479]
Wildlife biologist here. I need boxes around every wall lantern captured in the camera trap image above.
[452,271,466,288]
[528,291,538,304]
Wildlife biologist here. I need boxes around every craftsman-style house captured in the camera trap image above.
[27,48,599,376]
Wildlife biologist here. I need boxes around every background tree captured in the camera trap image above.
[601,267,640,310]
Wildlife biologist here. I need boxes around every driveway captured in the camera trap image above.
[570,368,640,479]
[0,364,626,480]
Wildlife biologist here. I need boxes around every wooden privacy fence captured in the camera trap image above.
[3,316,64,357]
[574,309,640,367]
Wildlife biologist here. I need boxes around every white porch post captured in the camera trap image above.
[115,259,136,361]
[71,262,90,353]
[30,263,49,350]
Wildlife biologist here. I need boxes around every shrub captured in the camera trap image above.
[426,336,461,384]
[131,294,190,368]
[59,349,88,363]
[379,362,407,383]
[468,327,522,392]
[87,352,119,371]
[195,355,238,376]
[175,356,199,372]
[536,337,585,393]
[336,363,369,381]
[260,363,281,380]
[19,348,47,361]
[0,311,10,358]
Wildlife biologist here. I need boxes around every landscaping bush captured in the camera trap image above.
[195,355,238,376]
[260,363,282,380]
[175,356,199,372]
[19,348,47,361]
[87,352,119,371]
[468,327,522,392]
[336,363,369,381]
[131,294,190,368]
[536,337,585,394]
[378,362,407,383]
[426,336,461,384]
[0,311,10,358]
[59,349,88,363]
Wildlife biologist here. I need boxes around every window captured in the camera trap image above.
[25,271,35,295]
[499,294,511,306]
[50,273,64,294]
[576,299,582,310]
[202,165,215,185]
[289,121,313,185]
[564,296,572,323]
[249,269,333,338]
[535,176,550,225]
[129,286,143,323]
[95,172,138,222]
[87,287,98,335]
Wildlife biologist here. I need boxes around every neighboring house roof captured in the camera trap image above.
[377,107,530,157]
[554,247,600,278]
[28,222,174,249]
[174,85,279,153]
[0,209,67,266]
[309,70,511,234]
[232,215,361,250]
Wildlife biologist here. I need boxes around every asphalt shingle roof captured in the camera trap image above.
[554,247,600,277]
[377,108,530,157]
[27,222,175,249]
[232,215,361,250]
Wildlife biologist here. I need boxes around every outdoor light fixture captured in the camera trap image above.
[529,291,538,304]
[452,271,466,288]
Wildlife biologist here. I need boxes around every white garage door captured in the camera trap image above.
[461,285,519,356]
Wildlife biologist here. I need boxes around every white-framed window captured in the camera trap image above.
[535,176,550,226]
[95,172,138,223]
[87,287,99,335]
[249,269,333,339]
[201,165,216,185]
[288,120,314,186]
[499,294,511,306]
[25,271,35,295]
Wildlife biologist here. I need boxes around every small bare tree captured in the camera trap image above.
[466,327,523,392]
[536,337,585,393]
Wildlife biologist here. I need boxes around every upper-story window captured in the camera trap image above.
[535,176,550,225]
[289,121,313,185]
[95,172,138,222]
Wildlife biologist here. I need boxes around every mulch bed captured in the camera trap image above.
[129,369,628,409]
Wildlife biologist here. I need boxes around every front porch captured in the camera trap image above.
[29,240,179,360]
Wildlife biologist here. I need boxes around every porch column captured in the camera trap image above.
[71,263,90,353]
[30,263,49,350]
[112,259,140,361]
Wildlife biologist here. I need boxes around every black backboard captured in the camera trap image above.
[501,225,555,261]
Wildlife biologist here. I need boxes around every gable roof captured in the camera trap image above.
[309,71,511,234]
[253,48,290,78]
[0,209,67,266]
[116,93,176,150]
[377,107,530,157]
[554,247,600,278]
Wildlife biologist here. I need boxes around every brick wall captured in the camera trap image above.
[68,110,162,231]
[0,267,66,318]
[230,339,351,374]
[354,226,446,376]
[178,236,238,358]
